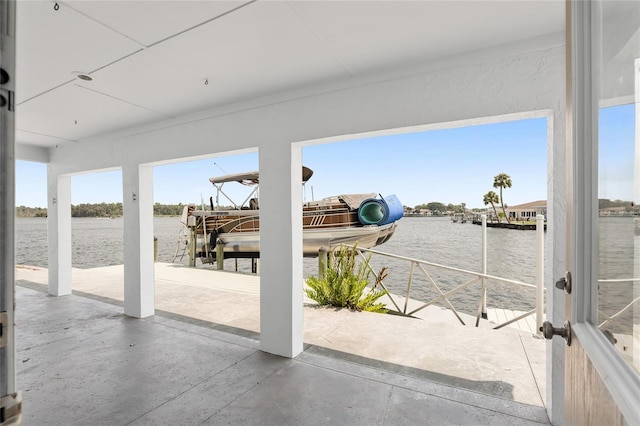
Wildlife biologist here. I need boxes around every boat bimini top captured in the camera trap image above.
[208,166,313,186]
[208,166,314,209]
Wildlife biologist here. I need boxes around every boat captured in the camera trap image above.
[179,166,403,263]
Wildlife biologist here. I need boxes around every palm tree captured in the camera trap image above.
[483,191,500,222]
[493,173,512,224]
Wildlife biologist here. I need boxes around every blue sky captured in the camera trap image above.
[15,107,634,209]
[16,117,548,209]
[598,104,636,201]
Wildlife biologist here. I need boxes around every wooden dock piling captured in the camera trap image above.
[216,240,224,270]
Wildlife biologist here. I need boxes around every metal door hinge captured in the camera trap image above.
[0,312,7,348]
[555,271,572,294]
[0,392,22,425]
[0,89,14,112]
[540,320,572,346]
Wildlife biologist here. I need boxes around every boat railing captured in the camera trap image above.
[326,214,546,333]
[191,207,360,235]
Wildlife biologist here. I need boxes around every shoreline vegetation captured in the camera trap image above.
[18,201,475,219]
[16,202,187,218]
[15,198,634,219]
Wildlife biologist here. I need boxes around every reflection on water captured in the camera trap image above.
[599,217,635,326]
[597,217,639,372]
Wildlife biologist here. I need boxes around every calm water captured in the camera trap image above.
[16,216,547,315]
[16,216,637,319]
[369,217,544,314]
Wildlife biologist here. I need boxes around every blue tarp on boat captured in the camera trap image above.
[357,194,404,226]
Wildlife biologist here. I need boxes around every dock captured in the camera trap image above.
[472,220,547,231]
[488,308,540,334]
[16,262,547,408]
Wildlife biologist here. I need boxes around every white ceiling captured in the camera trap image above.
[15,0,564,149]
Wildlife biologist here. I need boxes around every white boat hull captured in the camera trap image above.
[195,222,397,258]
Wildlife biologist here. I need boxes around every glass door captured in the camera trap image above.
[565,1,640,424]
[595,0,639,379]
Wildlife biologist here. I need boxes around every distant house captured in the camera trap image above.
[403,207,432,217]
[505,200,547,221]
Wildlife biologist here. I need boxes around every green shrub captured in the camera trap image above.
[305,245,388,313]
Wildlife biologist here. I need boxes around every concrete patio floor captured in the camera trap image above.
[14,262,549,425]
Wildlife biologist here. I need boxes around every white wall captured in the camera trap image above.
[42,36,567,421]
[16,144,48,163]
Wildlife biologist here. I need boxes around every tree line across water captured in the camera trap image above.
[16,202,187,218]
[16,198,634,219]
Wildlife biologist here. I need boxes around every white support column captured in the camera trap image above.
[47,168,72,296]
[259,144,303,358]
[122,163,155,318]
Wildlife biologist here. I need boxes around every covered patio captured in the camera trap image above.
[3,1,568,424]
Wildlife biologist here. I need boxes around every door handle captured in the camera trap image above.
[540,320,572,346]
[555,271,572,294]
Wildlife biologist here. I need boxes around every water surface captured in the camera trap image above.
[16,216,545,315]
